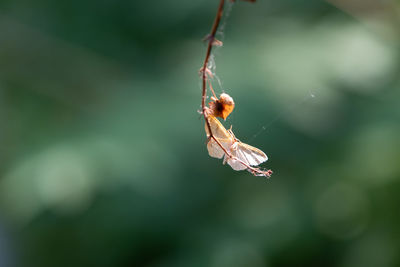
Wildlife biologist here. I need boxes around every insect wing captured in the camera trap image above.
[225,155,248,170]
[225,142,268,170]
[205,115,269,172]
[207,138,225,159]
[223,142,248,171]
[205,116,231,139]
[236,143,268,166]
[205,116,234,159]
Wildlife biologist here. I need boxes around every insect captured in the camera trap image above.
[205,115,270,174]
[199,0,271,177]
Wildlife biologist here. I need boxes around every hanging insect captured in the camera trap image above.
[200,0,272,177]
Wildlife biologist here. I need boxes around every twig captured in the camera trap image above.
[201,0,225,132]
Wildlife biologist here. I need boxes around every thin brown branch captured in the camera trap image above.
[201,0,226,171]
[201,0,225,121]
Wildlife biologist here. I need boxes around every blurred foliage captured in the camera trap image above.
[0,0,400,266]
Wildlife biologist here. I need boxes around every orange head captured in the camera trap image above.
[208,93,235,120]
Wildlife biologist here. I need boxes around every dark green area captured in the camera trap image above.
[0,0,399,266]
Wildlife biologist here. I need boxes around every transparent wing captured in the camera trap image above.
[225,155,248,170]
[225,142,268,170]
[207,138,226,159]
[205,115,268,170]
[205,116,234,159]
[205,116,231,139]
[236,143,268,166]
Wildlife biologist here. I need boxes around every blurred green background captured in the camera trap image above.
[1,0,400,266]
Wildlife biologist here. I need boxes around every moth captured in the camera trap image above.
[205,115,269,173]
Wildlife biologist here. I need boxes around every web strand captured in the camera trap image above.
[249,91,317,142]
